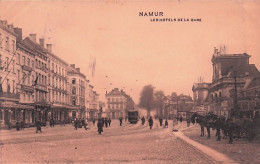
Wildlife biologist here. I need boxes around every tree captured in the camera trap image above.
[153,90,165,117]
[170,92,178,101]
[139,85,154,117]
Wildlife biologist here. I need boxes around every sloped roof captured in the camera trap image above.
[106,88,125,96]
[192,83,209,91]
[246,76,260,90]
[226,64,259,78]
[22,37,47,57]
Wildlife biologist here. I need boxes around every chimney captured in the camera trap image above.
[70,64,75,68]
[14,28,22,42]
[76,68,80,72]
[46,44,52,52]
[29,34,36,42]
[39,38,45,48]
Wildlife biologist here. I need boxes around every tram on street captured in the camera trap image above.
[128,110,139,124]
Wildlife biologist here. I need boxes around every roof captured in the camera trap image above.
[192,83,209,91]
[22,37,47,57]
[106,88,126,96]
[226,64,259,78]
[67,65,86,79]
[246,76,260,90]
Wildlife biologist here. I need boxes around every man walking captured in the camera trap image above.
[148,117,153,130]
[119,117,123,126]
[36,119,42,133]
[97,118,103,134]
[108,118,111,127]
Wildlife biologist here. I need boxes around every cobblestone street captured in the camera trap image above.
[0,120,216,163]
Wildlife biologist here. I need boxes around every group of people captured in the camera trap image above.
[73,118,88,130]
[97,117,112,134]
[159,117,168,128]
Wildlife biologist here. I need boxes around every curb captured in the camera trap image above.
[172,124,237,163]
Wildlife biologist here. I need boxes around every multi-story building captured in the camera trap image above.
[0,20,19,128]
[105,88,134,119]
[67,64,86,119]
[14,28,36,125]
[45,43,69,123]
[193,47,260,117]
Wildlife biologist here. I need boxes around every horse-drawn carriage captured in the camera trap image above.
[190,110,260,143]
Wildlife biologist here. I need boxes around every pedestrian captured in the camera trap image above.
[82,118,87,130]
[92,118,95,125]
[74,118,78,130]
[159,117,163,126]
[165,119,168,128]
[119,117,123,126]
[148,116,153,130]
[200,123,205,137]
[187,119,190,127]
[105,118,108,128]
[16,120,20,131]
[180,116,183,122]
[97,118,103,134]
[141,116,145,125]
[36,120,42,133]
[20,120,25,130]
[108,118,111,127]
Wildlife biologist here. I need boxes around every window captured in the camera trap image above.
[32,60,34,68]
[12,80,15,93]
[72,87,76,94]
[17,54,20,64]
[72,98,76,105]
[28,74,30,85]
[108,98,110,102]
[59,67,61,75]
[32,75,34,85]
[22,56,25,65]
[12,40,15,53]
[5,37,9,51]
[56,65,57,73]
[27,58,30,67]
[112,98,114,102]
[18,70,20,81]
[72,78,76,84]
[52,63,54,71]
[7,79,10,92]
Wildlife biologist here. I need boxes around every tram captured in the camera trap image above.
[128,110,139,124]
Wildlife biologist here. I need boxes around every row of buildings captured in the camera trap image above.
[192,47,260,117]
[0,19,100,128]
[153,47,259,120]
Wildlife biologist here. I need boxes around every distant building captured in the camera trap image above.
[105,88,135,119]
[193,47,260,117]
[67,64,86,119]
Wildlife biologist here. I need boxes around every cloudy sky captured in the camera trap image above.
[0,0,260,103]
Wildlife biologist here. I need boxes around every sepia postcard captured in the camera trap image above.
[0,0,260,163]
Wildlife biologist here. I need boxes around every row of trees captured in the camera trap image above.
[138,85,180,117]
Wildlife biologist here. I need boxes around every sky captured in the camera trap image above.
[0,0,260,104]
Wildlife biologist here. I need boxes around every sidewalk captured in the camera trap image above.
[174,122,260,164]
[172,122,236,163]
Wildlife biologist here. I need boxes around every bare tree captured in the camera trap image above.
[139,85,154,117]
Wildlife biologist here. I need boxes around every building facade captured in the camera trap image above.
[105,88,135,119]
[0,20,19,128]
[193,47,260,117]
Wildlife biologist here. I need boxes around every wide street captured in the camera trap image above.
[0,120,216,164]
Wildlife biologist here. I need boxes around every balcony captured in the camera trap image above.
[0,92,20,101]
[22,65,33,72]
[34,84,48,92]
[21,85,34,93]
